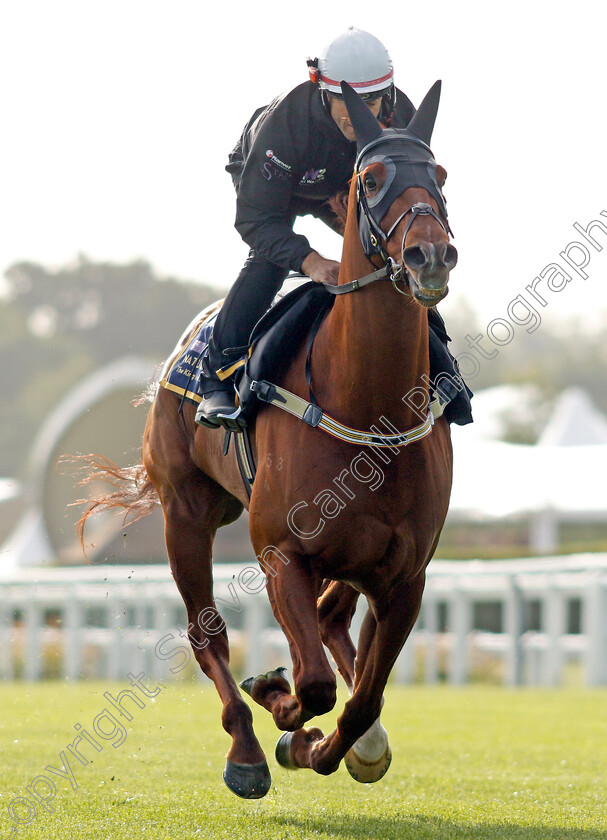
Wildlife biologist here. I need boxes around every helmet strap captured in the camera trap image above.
[381,85,396,126]
[320,89,331,114]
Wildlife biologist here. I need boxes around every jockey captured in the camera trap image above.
[195,28,425,427]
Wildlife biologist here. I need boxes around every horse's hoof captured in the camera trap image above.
[222,759,272,799]
[272,666,289,681]
[275,731,299,770]
[240,667,290,698]
[239,676,258,697]
[344,744,392,784]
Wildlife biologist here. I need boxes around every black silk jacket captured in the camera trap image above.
[226,81,415,272]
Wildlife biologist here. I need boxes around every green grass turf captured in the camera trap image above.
[0,682,605,839]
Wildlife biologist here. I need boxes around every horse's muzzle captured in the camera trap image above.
[403,241,458,307]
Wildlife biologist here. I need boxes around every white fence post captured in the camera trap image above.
[395,618,417,684]
[24,602,42,681]
[107,599,125,680]
[0,602,12,680]
[243,595,267,679]
[152,600,171,681]
[64,594,83,681]
[423,594,440,684]
[584,572,607,686]
[449,583,471,685]
[543,584,566,686]
[504,575,524,686]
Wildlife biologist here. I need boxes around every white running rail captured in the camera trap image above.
[1,554,606,685]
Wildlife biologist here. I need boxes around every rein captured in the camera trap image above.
[322,261,403,295]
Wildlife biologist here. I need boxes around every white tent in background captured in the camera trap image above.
[449,387,607,552]
[451,383,544,444]
[537,388,607,446]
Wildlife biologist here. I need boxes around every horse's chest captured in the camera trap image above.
[251,417,451,581]
[308,511,430,595]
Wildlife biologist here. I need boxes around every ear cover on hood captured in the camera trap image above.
[406,80,441,146]
[341,80,450,250]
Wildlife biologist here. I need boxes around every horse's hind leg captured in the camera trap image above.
[146,415,270,798]
[317,580,360,690]
[163,481,271,797]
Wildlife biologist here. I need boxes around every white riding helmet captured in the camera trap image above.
[314,27,393,99]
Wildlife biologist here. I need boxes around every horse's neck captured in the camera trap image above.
[313,189,430,430]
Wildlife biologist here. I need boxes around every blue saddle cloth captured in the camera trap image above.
[159,304,221,404]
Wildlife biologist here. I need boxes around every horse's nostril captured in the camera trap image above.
[434,242,458,269]
[403,246,427,270]
[444,243,458,269]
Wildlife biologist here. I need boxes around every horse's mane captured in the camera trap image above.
[327,189,350,235]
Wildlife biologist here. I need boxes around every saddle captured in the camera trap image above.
[237,278,333,421]
[160,276,473,427]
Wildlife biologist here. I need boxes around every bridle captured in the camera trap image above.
[353,131,453,292]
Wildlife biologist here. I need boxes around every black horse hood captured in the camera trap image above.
[341,80,448,226]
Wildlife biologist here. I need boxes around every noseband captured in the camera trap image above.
[386,200,448,243]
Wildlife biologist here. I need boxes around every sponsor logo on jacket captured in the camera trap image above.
[299,168,326,185]
[265,150,291,171]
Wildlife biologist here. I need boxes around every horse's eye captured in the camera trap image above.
[364,176,377,194]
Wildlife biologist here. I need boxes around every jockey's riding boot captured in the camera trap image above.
[195,337,245,430]
[195,386,242,430]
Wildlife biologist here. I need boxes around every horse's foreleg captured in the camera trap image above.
[284,573,425,778]
[244,552,337,731]
[161,488,270,798]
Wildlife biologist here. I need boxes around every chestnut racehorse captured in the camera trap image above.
[77,81,457,798]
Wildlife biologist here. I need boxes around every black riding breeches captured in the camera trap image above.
[207,249,289,373]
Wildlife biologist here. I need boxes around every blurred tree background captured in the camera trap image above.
[0,257,217,477]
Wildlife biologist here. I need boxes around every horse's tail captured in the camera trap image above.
[67,454,159,552]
